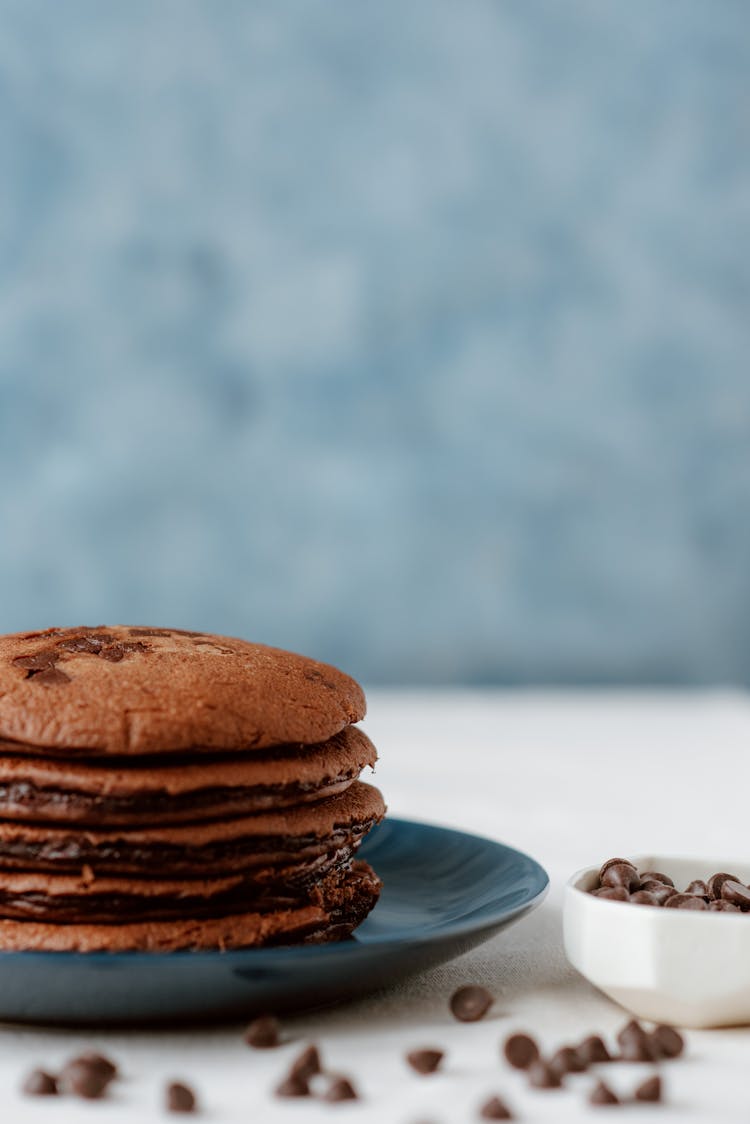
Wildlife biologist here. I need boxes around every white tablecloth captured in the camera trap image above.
[3,690,750,1123]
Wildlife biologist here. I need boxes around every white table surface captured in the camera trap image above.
[3,689,750,1123]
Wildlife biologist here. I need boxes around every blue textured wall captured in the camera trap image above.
[1,1,748,684]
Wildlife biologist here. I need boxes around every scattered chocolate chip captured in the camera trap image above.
[61,1059,112,1099]
[634,1075,662,1102]
[706,872,739,899]
[166,1082,197,1113]
[589,1080,619,1105]
[616,1020,659,1062]
[577,1035,612,1064]
[479,1095,513,1119]
[450,984,493,1022]
[527,1059,562,1089]
[503,1033,539,1070]
[593,887,630,901]
[100,645,126,662]
[550,1046,588,1075]
[721,880,750,909]
[406,1049,444,1075]
[650,1025,684,1059]
[65,1052,117,1081]
[323,1077,358,1102]
[290,1045,321,1080]
[600,863,640,892]
[630,890,662,907]
[663,893,707,910]
[639,871,674,887]
[244,1015,280,1048]
[22,1069,58,1096]
[276,1074,310,1098]
[684,880,708,898]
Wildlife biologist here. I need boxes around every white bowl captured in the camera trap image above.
[564,855,750,1028]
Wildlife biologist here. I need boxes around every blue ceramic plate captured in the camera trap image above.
[0,818,548,1025]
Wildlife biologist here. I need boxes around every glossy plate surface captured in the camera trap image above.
[0,818,548,1025]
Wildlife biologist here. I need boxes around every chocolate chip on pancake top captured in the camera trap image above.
[0,627,385,951]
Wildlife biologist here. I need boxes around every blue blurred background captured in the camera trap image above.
[1,1,748,685]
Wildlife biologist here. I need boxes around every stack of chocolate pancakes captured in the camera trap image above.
[0,627,385,951]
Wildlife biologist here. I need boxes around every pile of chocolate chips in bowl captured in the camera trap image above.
[590,859,750,911]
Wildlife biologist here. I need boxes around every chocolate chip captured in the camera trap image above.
[663,893,708,910]
[406,1049,443,1075]
[550,1046,588,1075]
[650,1025,684,1059]
[58,631,115,651]
[166,1082,197,1113]
[13,651,59,670]
[709,900,739,911]
[323,1077,358,1102]
[706,872,739,899]
[450,985,493,1022]
[61,1060,112,1099]
[479,1095,513,1119]
[599,858,635,879]
[503,1033,539,1070]
[577,1035,612,1064]
[593,887,630,901]
[588,863,750,912]
[57,637,103,654]
[720,880,750,909]
[589,1080,619,1105]
[527,1059,562,1089]
[639,882,676,905]
[244,1015,280,1048]
[616,1020,659,1062]
[100,645,126,662]
[22,1069,58,1096]
[634,1075,662,1102]
[276,1074,310,1098]
[37,665,72,686]
[290,1045,321,1080]
[65,1052,117,1081]
[639,871,674,887]
[630,890,662,907]
[600,863,640,892]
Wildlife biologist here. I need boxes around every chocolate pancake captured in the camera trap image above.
[0,626,385,951]
[0,861,382,951]
[0,857,376,924]
[0,626,365,756]
[0,781,386,878]
[0,726,377,826]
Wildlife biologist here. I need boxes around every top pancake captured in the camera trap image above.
[0,627,365,756]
